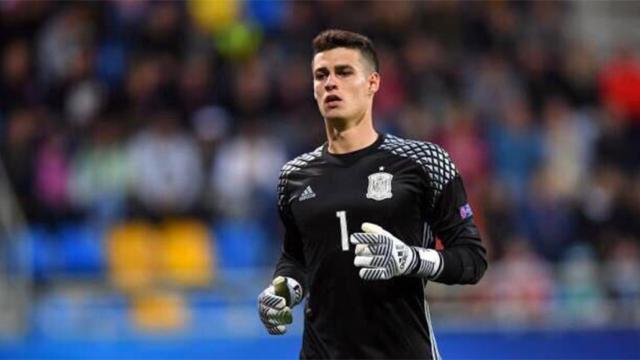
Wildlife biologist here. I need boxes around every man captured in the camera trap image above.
[258,29,487,359]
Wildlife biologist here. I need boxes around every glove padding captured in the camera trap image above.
[350,222,417,280]
[257,285,292,335]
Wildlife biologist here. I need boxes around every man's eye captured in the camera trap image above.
[315,73,327,80]
[339,71,352,76]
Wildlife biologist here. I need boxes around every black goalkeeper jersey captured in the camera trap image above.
[274,133,487,359]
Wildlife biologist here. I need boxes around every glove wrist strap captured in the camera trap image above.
[284,277,304,307]
[409,247,442,279]
[406,247,420,275]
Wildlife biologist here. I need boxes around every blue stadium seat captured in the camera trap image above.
[58,223,105,277]
[27,226,60,282]
[213,220,270,268]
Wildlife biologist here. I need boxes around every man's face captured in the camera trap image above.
[312,48,379,123]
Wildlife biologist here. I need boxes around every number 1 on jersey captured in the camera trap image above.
[336,210,349,251]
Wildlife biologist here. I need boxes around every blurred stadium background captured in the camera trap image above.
[0,1,639,358]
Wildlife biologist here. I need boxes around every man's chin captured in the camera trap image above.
[323,115,355,132]
[324,114,348,123]
[322,108,347,120]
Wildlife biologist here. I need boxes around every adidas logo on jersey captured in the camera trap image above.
[299,186,316,201]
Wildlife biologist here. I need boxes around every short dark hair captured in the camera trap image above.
[312,29,379,72]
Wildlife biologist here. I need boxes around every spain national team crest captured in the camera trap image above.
[366,170,393,201]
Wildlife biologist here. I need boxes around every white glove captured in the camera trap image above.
[257,276,302,335]
[350,222,441,281]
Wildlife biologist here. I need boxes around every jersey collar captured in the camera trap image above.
[322,133,385,165]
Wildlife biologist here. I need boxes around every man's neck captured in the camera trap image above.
[325,115,378,154]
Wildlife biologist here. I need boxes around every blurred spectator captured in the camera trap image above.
[488,100,543,199]
[559,43,599,107]
[401,33,452,117]
[135,2,185,57]
[516,38,562,114]
[481,177,518,260]
[69,117,128,227]
[491,237,554,325]
[37,5,95,86]
[625,172,640,238]
[396,103,437,144]
[125,55,174,118]
[541,97,597,199]
[230,57,270,117]
[519,167,575,262]
[437,105,490,188]
[599,47,640,122]
[65,77,105,128]
[210,120,286,223]
[556,245,608,325]
[465,53,523,122]
[33,126,74,224]
[1,108,42,220]
[368,45,407,128]
[524,2,565,51]
[603,238,640,323]
[368,1,418,45]
[178,56,216,115]
[0,39,39,113]
[593,107,639,174]
[128,109,204,218]
[191,105,231,166]
[274,55,312,113]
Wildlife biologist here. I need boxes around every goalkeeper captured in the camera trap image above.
[258,29,487,359]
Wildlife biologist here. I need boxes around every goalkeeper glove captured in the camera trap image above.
[257,276,302,335]
[350,222,442,280]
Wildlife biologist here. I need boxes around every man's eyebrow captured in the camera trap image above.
[335,64,354,71]
[314,64,355,73]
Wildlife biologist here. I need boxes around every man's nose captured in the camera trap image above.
[324,74,337,91]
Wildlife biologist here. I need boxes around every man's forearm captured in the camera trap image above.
[410,244,486,284]
[436,220,487,284]
[273,252,307,302]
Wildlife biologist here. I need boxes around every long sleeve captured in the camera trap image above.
[273,167,307,295]
[430,175,487,284]
[377,136,488,285]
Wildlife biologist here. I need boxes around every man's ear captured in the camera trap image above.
[368,72,380,95]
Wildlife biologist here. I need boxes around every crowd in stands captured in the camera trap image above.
[1,1,639,327]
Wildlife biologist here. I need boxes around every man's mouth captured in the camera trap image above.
[325,95,342,106]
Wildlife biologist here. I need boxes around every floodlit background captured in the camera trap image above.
[0,1,639,358]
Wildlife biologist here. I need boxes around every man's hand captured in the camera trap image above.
[350,222,418,280]
[257,276,302,335]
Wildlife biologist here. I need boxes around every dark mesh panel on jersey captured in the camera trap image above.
[277,146,323,212]
[379,134,458,208]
